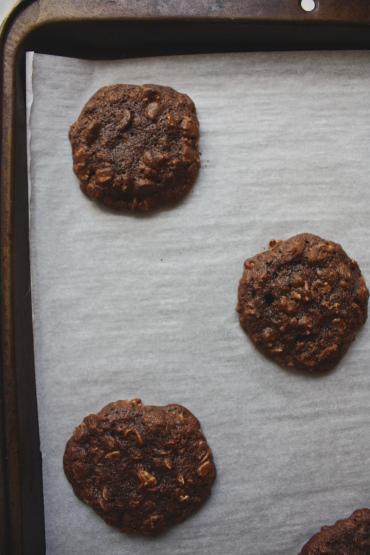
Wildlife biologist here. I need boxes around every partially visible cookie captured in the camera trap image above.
[69,84,200,211]
[237,233,369,372]
[299,509,370,554]
[63,399,216,536]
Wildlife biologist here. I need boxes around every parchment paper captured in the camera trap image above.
[26,51,370,555]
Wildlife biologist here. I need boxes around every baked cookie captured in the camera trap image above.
[299,509,370,554]
[69,84,200,211]
[237,233,369,372]
[64,399,216,536]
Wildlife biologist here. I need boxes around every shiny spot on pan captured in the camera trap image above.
[301,0,316,12]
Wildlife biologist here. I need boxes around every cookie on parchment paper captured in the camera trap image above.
[69,84,200,212]
[237,233,369,372]
[64,399,216,536]
[299,508,370,554]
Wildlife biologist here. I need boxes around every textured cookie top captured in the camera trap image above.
[63,399,216,536]
[237,233,369,372]
[299,509,370,554]
[69,84,200,211]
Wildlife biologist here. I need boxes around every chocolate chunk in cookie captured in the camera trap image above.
[69,84,200,211]
[63,399,216,536]
[299,509,370,554]
[237,233,369,372]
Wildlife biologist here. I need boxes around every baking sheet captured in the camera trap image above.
[26,50,370,555]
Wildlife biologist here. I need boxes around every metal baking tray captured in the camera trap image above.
[2,1,370,553]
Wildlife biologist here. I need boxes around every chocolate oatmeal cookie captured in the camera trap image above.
[299,509,370,554]
[64,399,216,536]
[237,233,369,372]
[69,84,200,211]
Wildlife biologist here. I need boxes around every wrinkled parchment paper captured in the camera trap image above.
[26,51,370,555]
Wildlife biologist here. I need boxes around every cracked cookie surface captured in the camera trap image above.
[63,399,216,536]
[299,509,370,554]
[237,233,368,372]
[69,84,200,211]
